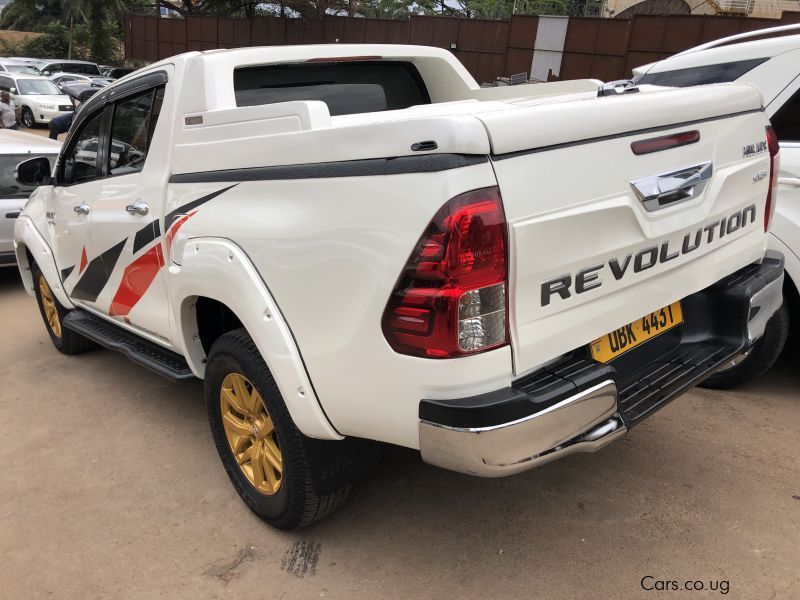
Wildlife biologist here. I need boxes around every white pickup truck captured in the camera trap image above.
[13,45,784,530]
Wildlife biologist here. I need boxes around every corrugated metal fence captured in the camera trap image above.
[125,11,800,83]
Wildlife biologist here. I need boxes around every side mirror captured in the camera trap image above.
[9,87,15,94]
[15,156,52,187]
[43,70,50,76]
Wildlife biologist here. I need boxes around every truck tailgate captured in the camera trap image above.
[476,84,772,376]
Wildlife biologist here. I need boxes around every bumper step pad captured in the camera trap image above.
[617,342,738,425]
[63,310,194,381]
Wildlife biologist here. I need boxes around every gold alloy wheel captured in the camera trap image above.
[38,274,62,338]
[220,372,283,495]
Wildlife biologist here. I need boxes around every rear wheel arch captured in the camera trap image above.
[178,292,343,440]
[172,238,341,440]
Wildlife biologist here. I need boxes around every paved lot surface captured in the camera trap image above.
[1,266,798,599]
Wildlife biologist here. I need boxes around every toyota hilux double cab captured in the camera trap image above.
[13,44,784,529]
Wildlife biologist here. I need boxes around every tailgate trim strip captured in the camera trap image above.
[491,108,762,160]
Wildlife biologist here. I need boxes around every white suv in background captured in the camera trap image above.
[634,24,800,387]
[0,73,73,128]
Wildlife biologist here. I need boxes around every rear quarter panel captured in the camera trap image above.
[166,162,512,449]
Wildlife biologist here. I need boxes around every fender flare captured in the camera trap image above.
[14,216,75,309]
[170,237,342,441]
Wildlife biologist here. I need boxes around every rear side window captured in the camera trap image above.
[0,154,56,197]
[771,86,800,142]
[108,86,165,176]
[637,58,768,88]
[233,61,430,116]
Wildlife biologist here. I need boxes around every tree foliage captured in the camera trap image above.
[0,0,590,64]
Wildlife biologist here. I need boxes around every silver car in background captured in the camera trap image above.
[0,130,60,267]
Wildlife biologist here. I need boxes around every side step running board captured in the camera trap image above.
[62,310,195,381]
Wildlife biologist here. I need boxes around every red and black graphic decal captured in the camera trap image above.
[60,265,74,281]
[109,243,165,317]
[132,220,160,254]
[70,239,127,302]
[66,185,237,313]
[79,247,88,273]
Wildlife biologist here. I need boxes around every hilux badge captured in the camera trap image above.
[743,140,767,158]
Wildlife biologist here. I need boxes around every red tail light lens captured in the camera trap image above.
[765,125,780,232]
[382,187,508,358]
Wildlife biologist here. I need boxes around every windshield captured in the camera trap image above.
[5,65,39,74]
[17,79,61,95]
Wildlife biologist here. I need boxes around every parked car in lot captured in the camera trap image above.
[633,24,800,388]
[0,60,41,75]
[0,73,72,127]
[14,45,784,529]
[0,130,60,267]
[99,65,136,79]
[50,73,114,89]
[30,59,102,77]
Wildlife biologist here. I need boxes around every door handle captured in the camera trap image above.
[126,201,149,216]
[73,203,90,215]
[778,177,800,187]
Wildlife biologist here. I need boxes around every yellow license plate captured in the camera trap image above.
[590,302,683,363]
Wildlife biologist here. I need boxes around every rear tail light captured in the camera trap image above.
[382,187,508,358]
[765,125,780,232]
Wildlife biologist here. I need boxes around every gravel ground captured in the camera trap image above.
[1,266,798,600]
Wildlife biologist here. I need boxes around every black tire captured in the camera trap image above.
[20,106,35,128]
[31,262,95,355]
[701,302,790,390]
[205,328,350,530]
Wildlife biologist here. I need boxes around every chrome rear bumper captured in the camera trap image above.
[420,380,625,477]
[418,252,784,478]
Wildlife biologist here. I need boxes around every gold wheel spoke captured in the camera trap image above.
[221,386,249,417]
[232,434,249,456]
[250,389,265,415]
[261,414,275,437]
[263,438,282,473]
[236,444,251,465]
[231,375,254,415]
[250,441,265,488]
[222,412,252,437]
[264,457,278,490]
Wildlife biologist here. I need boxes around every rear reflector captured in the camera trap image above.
[765,125,780,232]
[382,187,508,358]
[631,130,700,155]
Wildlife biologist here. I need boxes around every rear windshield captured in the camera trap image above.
[55,62,101,76]
[636,58,768,87]
[0,154,57,198]
[233,61,430,116]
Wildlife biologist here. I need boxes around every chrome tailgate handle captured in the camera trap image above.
[631,162,713,212]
